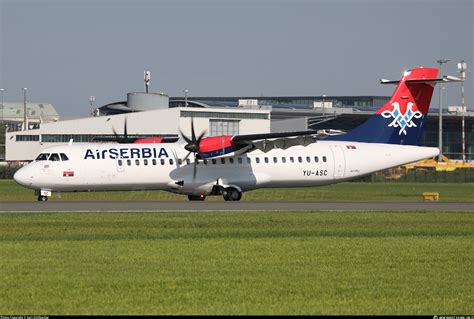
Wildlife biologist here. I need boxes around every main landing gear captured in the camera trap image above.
[188,194,206,201]
[186,187,242,201]
[223,187,242,201]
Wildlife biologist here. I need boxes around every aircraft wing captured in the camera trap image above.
[231,129,344,153]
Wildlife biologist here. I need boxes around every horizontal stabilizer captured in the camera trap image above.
[381,75,461,85]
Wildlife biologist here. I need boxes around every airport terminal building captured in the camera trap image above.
[2,92,473,162]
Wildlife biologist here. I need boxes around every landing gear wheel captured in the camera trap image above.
[38,195,48,202]
[223,188,242,201]
[188,195,206,201]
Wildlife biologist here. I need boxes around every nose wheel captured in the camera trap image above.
[38,195,48,202]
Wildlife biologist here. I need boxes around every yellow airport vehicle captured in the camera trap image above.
[404,155,474,172]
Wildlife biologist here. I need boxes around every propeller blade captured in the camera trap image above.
[182,151,192,162]
[123,118,128,143]
[193,154,197,181]
[197,131,206,143]
[190,117,196,142]
[112,127,119,139]
[178,117,208,181]
[180,130,193,144]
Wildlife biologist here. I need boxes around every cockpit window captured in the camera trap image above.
[35,153,50,161]
[60,153,69,161]
[49,153,60,161]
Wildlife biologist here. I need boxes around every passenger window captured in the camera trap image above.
[256,157,260,164]
[178,159,182,165]
[127,159,131,166]
[298,156,302,163]
[238,158,243,164]
[306,156,311,163]
[221,158,226,164]
[49,153,60,161]
[118,159,123,166]
[229,158,234,164]
[315,156,319,163]
[169,159,174,165]
[144,159,148,166]
[264,157,269,164]
[186,159,191,165]
[282,157,286,163]
[290,157,294,163]
[35,153,49,161]
[152,159,157,165]
[323,156,327,162]
[212,159,217,165]
[204,159,208,165]
[247,158,251,164]
[135,159,140,166]
[60,153,69,161]
[273,157,277,163]
[160,159,165,165]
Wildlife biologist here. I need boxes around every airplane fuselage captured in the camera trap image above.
[14,141,439,197]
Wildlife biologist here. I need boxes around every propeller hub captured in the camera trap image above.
[185,143,200,153]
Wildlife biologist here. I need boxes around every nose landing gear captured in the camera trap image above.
[35,189,51,202]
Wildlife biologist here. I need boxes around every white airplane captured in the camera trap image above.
[14,67,446,202]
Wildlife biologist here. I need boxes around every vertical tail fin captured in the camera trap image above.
[327,67,439,145]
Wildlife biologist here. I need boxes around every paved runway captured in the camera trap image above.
[0,201,473,213]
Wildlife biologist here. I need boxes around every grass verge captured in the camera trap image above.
[0,211,472,314]
[1,180,474,201]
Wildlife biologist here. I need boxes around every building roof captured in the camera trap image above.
[0,102,59,121]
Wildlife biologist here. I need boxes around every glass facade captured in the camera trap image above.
[184,96,391,110]
[16,135,40,142]
[181,110,268,120]
[210,120,239,136]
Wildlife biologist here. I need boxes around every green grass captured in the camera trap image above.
[1,179,474,201]
[0,211,472,314]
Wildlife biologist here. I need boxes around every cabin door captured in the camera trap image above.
[330,145,346,178]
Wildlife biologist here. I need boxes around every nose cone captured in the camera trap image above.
[14,166,33,188]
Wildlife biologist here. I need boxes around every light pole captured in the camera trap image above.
[89,96,96,117]
[0,88,4,126]
[436,59,450,162]
[457,61,467,163]
[183,89,189,107]
[322,94,326,115]
[22,88,27,131]
[144,71,151,94]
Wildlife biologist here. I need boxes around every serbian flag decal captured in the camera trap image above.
[346,145,357,149]
[63,171,74,177]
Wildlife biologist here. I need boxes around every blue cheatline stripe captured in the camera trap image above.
[325,115,426,145]
[201,146,236,159]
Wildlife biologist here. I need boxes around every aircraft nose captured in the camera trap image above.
[14,166,33,187]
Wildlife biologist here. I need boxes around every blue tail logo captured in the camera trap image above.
[381,102,423,136]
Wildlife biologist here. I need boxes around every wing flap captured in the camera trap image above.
[232,129,345,153]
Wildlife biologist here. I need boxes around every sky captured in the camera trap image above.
[0,0,472,117]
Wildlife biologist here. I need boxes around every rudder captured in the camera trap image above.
[326,67,438,145]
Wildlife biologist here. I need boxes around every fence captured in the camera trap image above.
[362,168,474,183]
